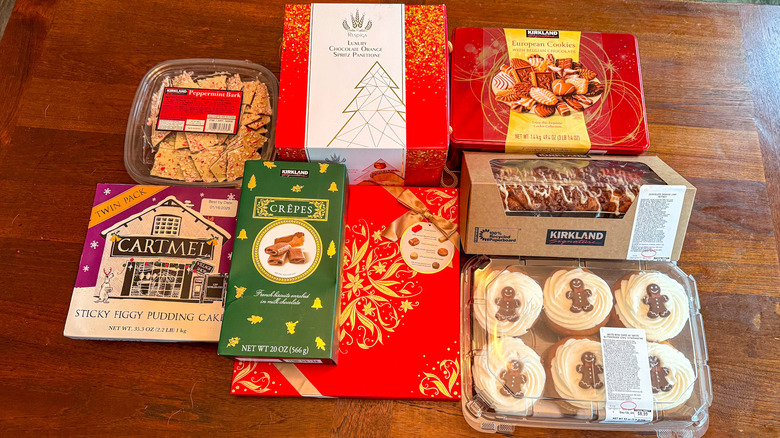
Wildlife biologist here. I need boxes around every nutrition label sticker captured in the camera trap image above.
[626,185,687,261]
[157,87,243,134]
[600,327,654,424]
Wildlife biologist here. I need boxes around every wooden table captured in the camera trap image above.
[1,0,778,436]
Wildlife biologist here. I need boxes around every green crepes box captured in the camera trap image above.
[218,160,347,364]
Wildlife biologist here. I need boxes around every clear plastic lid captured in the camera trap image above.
[461,256,712,436]
[489,158,666,218]
[124,58,278,187]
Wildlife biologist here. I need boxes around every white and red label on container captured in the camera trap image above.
[156,87,243,135]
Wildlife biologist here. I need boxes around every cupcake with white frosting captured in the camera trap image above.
[613,271,690,342]
[473,268,543,337]
[473,337,546,415]
[543,268,613,336]
[647,342,696,411]
[548,337,606,411]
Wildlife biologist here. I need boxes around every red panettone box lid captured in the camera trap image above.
[230,185,461,399]
[450,27,649,158]
[275,4,449,186]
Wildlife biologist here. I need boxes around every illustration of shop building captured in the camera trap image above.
[97,196,231,303]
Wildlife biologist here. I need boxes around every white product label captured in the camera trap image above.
[305,4,406,183]
[626,185,686,261]
[205,115,237,134]
[600,327,653,424]
[200,198,239,217]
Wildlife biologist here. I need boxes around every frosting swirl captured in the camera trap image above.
[647,342,695,411]
[474,269,543,337]
[614,272,689,342]
[543,268,613,332]
[551,338,605,409]
[474,337,546,415]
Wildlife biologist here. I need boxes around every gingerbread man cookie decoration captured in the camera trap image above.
[576,351,604,389]
[495,286,521,322]
[499,359,527,397]
[566,278,594,313]
[642,283,671,319]
[648,355,673,393]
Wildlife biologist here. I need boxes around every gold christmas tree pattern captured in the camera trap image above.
[328,62,406,149]
[247,315,263,324]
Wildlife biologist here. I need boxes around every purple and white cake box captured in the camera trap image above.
[64,184,239,342]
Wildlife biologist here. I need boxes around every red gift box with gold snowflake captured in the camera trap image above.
[230,185,461,399]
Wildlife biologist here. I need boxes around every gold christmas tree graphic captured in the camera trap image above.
[286,321,299,334]
[315,337,326,351]
[247,315,263,324]
[312,298,322,309]
[247,174,257,191]
[327,61,406,149]
[327,240,336,258]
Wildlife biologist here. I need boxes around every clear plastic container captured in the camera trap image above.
[461,256,712,436]
[489,158,666,218]
[124,59,278,187]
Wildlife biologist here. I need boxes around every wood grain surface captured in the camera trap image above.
[1,0,779,436]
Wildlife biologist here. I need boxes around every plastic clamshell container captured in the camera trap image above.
[460,256,712,436]
[124,58,279,187]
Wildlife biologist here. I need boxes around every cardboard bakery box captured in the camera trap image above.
[449,28,649,168]
[275,3,449,186]
[460,152,695,260]
[218,160,347,363]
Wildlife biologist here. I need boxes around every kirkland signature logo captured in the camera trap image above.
[546,230,606,246]
[474,227,518,244]
[526,30,559,38]
[281,169,309,178]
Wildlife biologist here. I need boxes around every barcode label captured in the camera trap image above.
[207,121,233,133]
[205,115,236,134]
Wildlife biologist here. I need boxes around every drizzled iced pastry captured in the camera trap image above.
[473,269,543,337]
[543,268,613,335]
[646,342,696,410]
[474,337,546,415]
[550,337,605,410]
[492,160,645,214]
[614,271,689,342]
